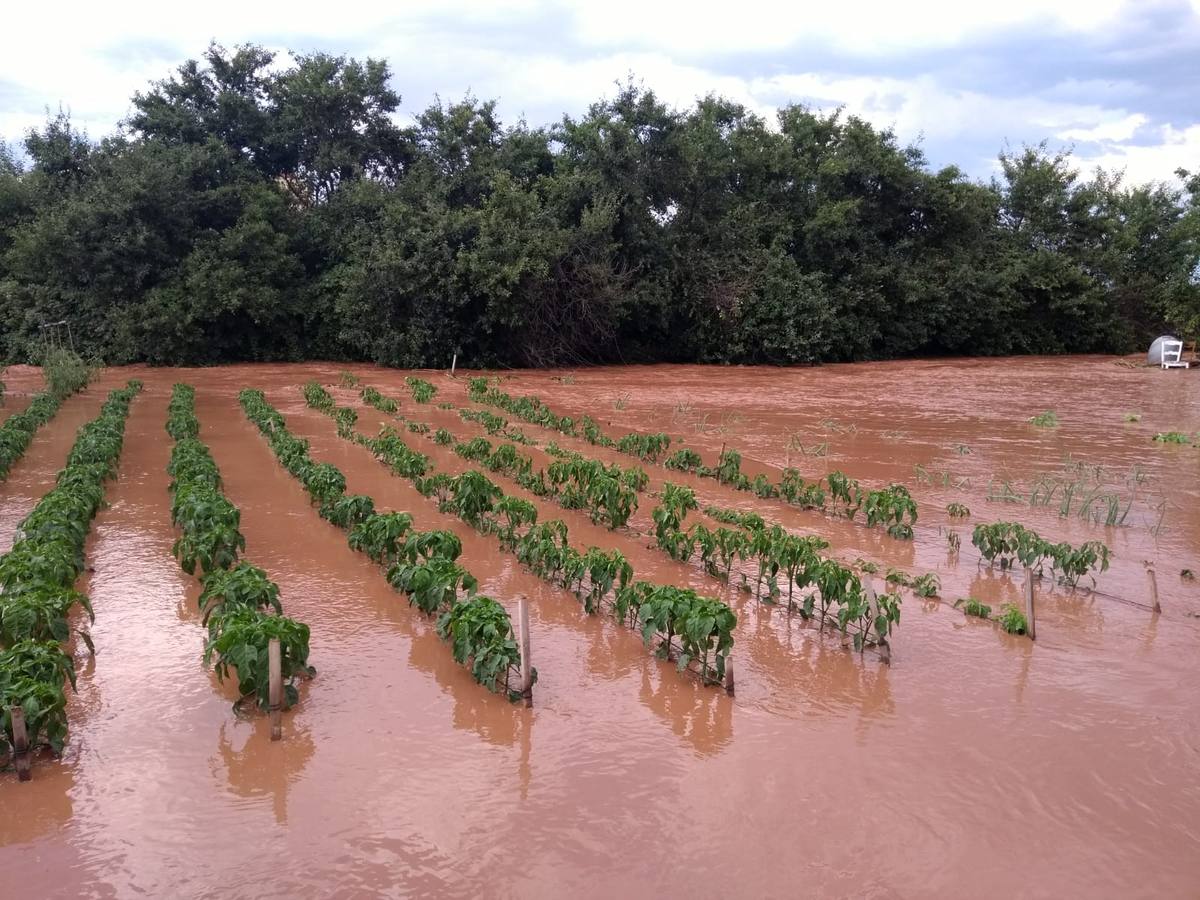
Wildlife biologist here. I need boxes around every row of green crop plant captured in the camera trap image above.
[457,407,536,445]
[0,382,140,764]
[0,357,95,483]
[166,384,315,711]
[362,385,893,658]
[305,383,645,529]
[971,522,1111,588]
[310,386,736,687]
[465,377,918,539]
[240,388,527,696]
[412,474,735,685]
[655,485,901,654]
[466,377,671,461]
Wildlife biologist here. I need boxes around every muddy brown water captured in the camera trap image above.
[1,358,1198,898]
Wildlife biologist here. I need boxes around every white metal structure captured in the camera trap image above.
[1159,339,1189,370]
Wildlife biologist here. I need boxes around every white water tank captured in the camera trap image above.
[1147,335,1181,366]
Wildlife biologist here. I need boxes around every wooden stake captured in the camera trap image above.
[1023,566,1037,641]
[450,353,457,377]
[723,656,735,695]
[1147,567,1161,614]
[11,706,30,782]
[517,595,533,708]
[268,638,282,741]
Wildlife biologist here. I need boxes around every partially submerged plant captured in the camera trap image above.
[997,603,1028,635]
[1028,410,1059,428]
[947,502,970,519]
[1153,431,1191,445]
[954,597,992,619]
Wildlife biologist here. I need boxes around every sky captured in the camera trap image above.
[2,0,1198,184]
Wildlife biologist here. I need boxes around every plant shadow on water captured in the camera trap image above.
[637,667,733,758]
[407,616,521,749]
[213,717,316,826]
[743,601,895,725]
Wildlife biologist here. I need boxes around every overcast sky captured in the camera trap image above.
[2,0,1197,184]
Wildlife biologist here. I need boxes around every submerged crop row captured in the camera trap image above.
[465,378,919,539]
[0,357,94,483]
[0,381,141,771]
[303,384,737,687]
[166,384,315,713]
[657,485,902,655]
[347,383,908,658]
[239,389,530,698]
[305,382,645,529]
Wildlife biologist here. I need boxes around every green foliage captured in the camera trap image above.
[389,557,478,615]
[614,582,735,682]
[827,471,863,518]
[1028,410,1060,428]
[361,386,398,414]
[862,483,918,539]
[436,596,523,692]
[0,57,1195,369]
[997,603,1028,635]
[40,347,94,400]
[910,573,941,598]
[971,521,1111,586]
[947,501,970,518]
[665,448,703,471]
[405,377,437,403]
[347,512,414,564]
[615,431,671,462]
[780,469,826,509]
[204,607,314,709]
[1153,431,1191,444]
[319,493,376,529]
[0,391,68,481]
[955,597,992,619]
[0,383,140,756]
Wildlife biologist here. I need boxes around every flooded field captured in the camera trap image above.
[1,356,1198,898]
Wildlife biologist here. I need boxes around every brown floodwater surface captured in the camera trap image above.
[1,358,1198,898]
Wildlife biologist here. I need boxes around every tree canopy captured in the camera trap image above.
[1,43,1197,367]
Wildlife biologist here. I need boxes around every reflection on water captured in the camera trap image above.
[213,719,315,826]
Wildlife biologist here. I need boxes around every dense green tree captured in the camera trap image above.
[0,45,1196,367]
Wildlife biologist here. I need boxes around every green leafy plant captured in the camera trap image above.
[405,377,437,403]
[1028,410,1059,428]
[436,596,524,693]
[910,573,941,598]
[954,597,992,619]
[348,512,414,564]
[997,603,1028,635]
[361,386,398,414]
[863,483,918,539]
[204,607,314,709]
[947,502,970,518]
[1153,431,1191,444]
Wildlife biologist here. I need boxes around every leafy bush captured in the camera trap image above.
[955,597,992,619]
[204,607,314,709]
[997,603,1028,635]
[436,596,524,693]
[40,347,94,400]
[405,377,437,403]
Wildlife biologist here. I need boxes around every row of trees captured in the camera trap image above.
[0,43,1197,367]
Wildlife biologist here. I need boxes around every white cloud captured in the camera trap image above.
[1,0,1196,184]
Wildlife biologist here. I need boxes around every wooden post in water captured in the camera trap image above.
[11,706,30,782]
[268,638,283,741]
[517,595,533,708]
[723,656,735,695]
[1023,567,1037,641]
[450,353,458,377]
[1147,567,1162,614]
